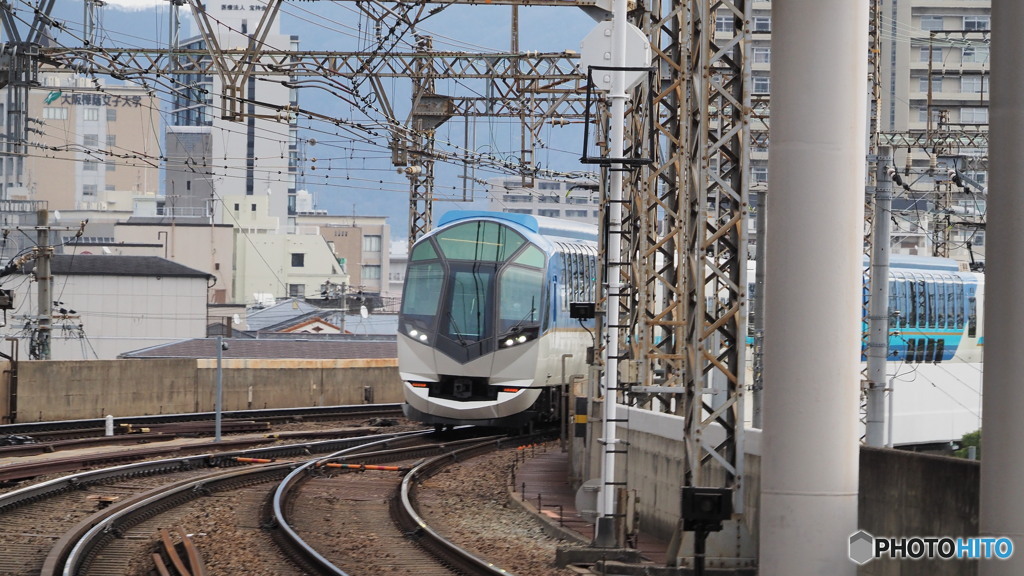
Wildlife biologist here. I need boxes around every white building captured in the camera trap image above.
[228,193,348,304]
[166,3,299,227]
[485,177,600,224]
[5,255,210,360]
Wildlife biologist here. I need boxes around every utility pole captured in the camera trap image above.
[0,212,87,360]
[35,210,51,361]
[866,147,893,447]
[752,190,766,429]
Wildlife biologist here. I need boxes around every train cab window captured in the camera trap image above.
[410,241,438,262]
[450,269,493,339]
[498,266,543,333]
[401,262,445,320]
[514,245,545,268]
[436,221,525,262]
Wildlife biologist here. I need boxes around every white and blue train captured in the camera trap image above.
[749,254,984,446]
[398,209,984,445]
[872,255,983,446]
[398,211,598,429]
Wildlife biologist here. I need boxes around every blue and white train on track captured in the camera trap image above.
[397,209,984,445]
[867,255,983,446]
[398,211,598,429]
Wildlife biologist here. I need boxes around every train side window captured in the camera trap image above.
[936,279,946,329]
[915,280,927,329]
[968,295,977,338]
[887,279,898,329]
[926,277,936,328]
[955,284,965,329]
[907,280,917,328]
[949,280,960,329]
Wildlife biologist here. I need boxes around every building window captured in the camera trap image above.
[753,46,771,64]
[538,182,561,190]
[920,47,942,62]
[963,16,989,31]
[715,13,734,33]
[752,76,771,94]
[106,108,117,122]
[503,194,532,203]
[507,209,532,215]
[288,284,305,298]
[920,16,944,31]
[291,253,305,267]
[363,234,382,253]
[538,195,561,204]
[918,107,942,123]
[960,107,988,124]
[751,166,768,183]
[918,76,943,93]
[962,46,989,64]
[251,203,257,211]
[107,135,116,148]
[538,209,560,218]
[83,108,99,121]
[233,203,240,211]
[106,161,116,172]
[43,107,68,120]
[83,160,98,172]
[82,184,97,197]
[961,76,988,94]
[752,16,771,32]
[362,264,382,280]
[83,134,99,148]
[566,210,589,218]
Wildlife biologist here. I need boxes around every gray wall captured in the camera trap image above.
[859,446,980,576]
[0,358,402,422]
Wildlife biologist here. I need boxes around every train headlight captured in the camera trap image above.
[500,327,538,348]
[407,328,429,343]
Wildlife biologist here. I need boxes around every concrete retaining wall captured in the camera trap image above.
[573,403,981,572]
[0,358,402,423]
[859,446,980,576]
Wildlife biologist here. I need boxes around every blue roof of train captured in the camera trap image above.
[437,210,598,242]
[886,255,965,272]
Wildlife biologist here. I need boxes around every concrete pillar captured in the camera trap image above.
[981,2,1024,573]
[760,1,867,574]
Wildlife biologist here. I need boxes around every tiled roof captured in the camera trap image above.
[25,255,211,278]
[120,337,397,360]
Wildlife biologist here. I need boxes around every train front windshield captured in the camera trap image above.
[400,219,546,361]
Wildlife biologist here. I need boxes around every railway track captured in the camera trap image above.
[1,427,562,576]
[0,430,428,576]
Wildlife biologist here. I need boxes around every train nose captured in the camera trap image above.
[452,378,473,399]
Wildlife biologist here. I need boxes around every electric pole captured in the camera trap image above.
[866,147,893,447]
[35,209,51,360]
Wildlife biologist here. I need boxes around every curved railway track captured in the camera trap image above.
[0,430,427,576]
[1,427,564,576]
